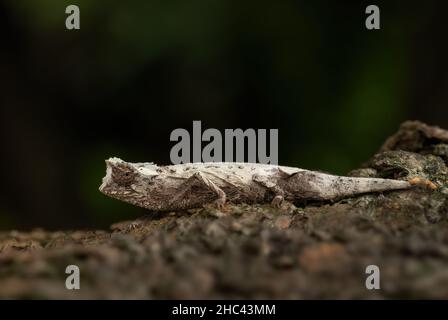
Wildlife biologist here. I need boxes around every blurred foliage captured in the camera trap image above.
[0,0,446,229]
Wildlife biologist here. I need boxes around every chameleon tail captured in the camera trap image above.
[287,171,411,201]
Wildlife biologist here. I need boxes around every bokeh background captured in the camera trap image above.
[0,0,446,230]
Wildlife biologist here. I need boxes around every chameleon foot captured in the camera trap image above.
[214,190,227,210]
[271,195,284,208]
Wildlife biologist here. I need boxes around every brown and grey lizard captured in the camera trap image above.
[98,157,430,211]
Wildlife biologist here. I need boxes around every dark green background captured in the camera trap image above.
[0,0,446,229]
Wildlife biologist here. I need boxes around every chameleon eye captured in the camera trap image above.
[111,166,136,186]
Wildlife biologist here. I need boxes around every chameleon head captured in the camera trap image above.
[99,157,160,200]
[99,157,138,197]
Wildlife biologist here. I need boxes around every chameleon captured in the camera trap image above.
[98,157,426,211]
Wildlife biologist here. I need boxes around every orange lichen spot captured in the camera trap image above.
[408,177,437,190]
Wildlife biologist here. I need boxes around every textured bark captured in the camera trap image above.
[2,120,448,299]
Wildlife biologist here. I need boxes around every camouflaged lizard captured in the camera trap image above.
[98,157,421,211]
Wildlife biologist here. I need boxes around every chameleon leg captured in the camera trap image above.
[169,172,226,209]
[252,174,284,208]
[194,172,227,209]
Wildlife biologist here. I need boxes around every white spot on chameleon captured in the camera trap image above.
[131,184,146,193]
[138,167,159,177]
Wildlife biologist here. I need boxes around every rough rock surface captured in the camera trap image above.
[2,120,448,299]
